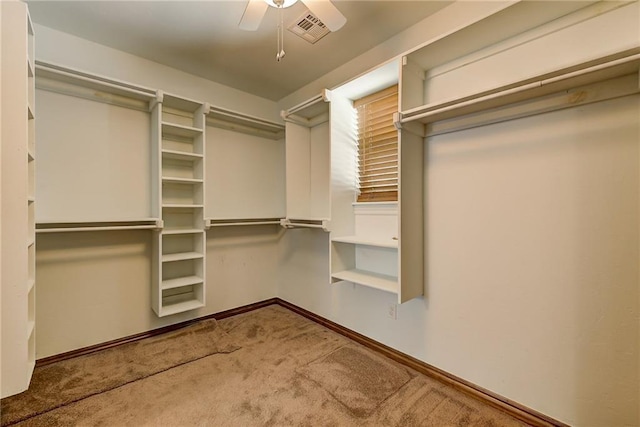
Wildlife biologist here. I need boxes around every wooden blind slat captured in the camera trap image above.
[356,85,398,203]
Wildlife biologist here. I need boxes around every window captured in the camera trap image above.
[355,85,398,202]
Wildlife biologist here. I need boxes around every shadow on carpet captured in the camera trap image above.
[0,319,239,426]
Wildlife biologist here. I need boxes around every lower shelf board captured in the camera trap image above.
[161,252,203,262]
[159,298,205,317]
[331,269,398,294]
[161,276,203,291]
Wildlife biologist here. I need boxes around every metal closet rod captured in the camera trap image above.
[36,219,162,233]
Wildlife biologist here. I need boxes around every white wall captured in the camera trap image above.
[278,2,640,426]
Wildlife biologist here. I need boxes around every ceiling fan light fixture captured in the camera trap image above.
[264,0,298,8]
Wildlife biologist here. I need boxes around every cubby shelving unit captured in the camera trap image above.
[282,91,331,229]
[151,92,209,317]
[1,0,37,398]
[327,62,424,304]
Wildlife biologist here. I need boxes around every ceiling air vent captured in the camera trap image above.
[288,11,331,44]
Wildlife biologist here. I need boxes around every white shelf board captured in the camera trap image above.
[161,252,203,263]
[331,235,398,249]
[161,275,203,291]
[27,238,35,247]
[161,204,204,209]
[162,149,203,162]
[331,269,398,294]
[161,177,203,185]
[162,228,203,235]
[161,122,202,139]
[27,279,35,293]
[159,299,204,317]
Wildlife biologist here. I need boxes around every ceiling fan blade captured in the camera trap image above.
[302,0,346,32]
[239,0,269,31]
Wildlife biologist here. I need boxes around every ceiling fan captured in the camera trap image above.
[239,0,346,32]
[239,0,347,61]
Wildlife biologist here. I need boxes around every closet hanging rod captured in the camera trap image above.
[280,218,329,232]
[36,219,162,234]
[205,218,283,228]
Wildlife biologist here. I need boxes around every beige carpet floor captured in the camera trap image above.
[2,305,531,426]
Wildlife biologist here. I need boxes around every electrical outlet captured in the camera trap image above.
[387,302,397,320]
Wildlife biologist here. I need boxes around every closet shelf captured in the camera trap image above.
[161,149,203,162]
[161,252,203,263]
[161,276,203,291]
[331,236,398,249]
[162,228,202,235]
[331,269,398,294]
[35,62,156,110]
[162,204,204,209]
[161,122,203,138]
[207,107,285,140]
[159,299,204,317]
[161,177,203,185]
[400,51,640,127]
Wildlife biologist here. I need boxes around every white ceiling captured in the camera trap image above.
[27,1,452,101]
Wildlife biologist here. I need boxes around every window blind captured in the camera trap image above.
[354,85,398,202]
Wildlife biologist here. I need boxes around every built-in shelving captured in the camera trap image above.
[327,67,423,304]
[151,92,208,317]
[1,0,37,398]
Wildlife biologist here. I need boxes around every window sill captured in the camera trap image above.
[352,201,398,216]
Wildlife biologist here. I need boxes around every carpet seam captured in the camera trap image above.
[2,347,239,427]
